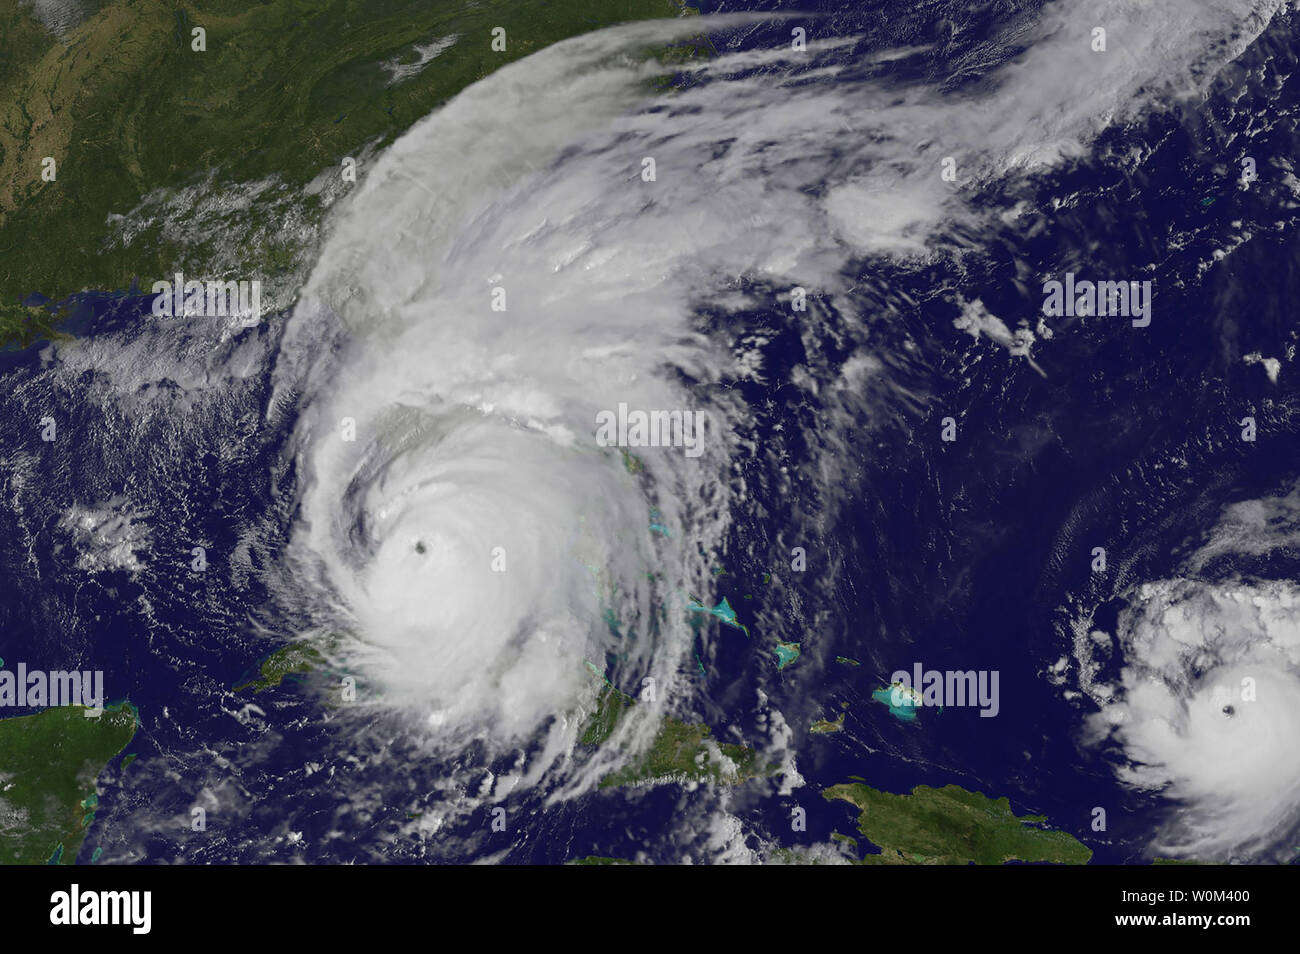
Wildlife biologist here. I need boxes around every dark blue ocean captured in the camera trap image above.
[1,0,1297,863]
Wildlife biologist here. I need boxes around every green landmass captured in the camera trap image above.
[599,716,763,789]
[621,449,645,474]
[810,711,844,734]
[579,682,634,746]
[234,641,323,693]
[824,782,1092,865]
[0,703,137,864]
[567,855,636,865]
[0,0,701,343]
[579,683,767,789]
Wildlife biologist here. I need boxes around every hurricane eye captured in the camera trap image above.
[1221,705,1234,717]
[414,541,427,555]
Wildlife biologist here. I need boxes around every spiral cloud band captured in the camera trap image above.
[1081,480,1300,861]
[269,1,1285,795]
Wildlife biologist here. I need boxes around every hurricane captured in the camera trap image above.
[1079,481,1300,862]
[268,0,1287,801]
[1,0,1294,867]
